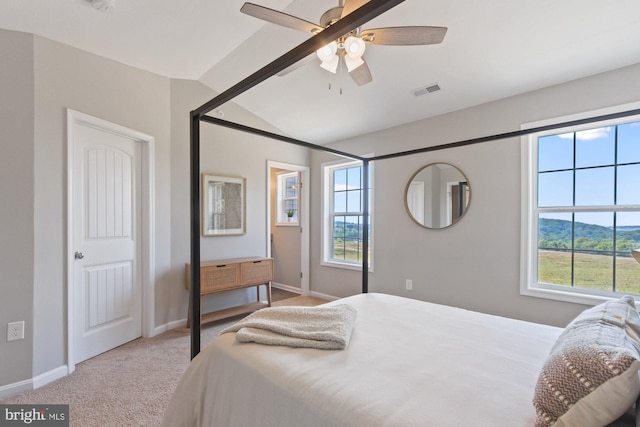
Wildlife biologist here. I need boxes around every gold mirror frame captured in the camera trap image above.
[404,163,471,229]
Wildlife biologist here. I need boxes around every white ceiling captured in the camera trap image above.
[2,0,640,144]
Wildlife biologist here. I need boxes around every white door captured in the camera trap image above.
[72,122,142,363]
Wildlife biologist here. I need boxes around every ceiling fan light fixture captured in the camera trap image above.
[344,54,364,72]
[344,36,366,58]
[316,41,338,62]
[319,55,340,73]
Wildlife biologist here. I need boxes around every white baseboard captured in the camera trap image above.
[0,365,68,400]
[271,282,338,301]
[309,290,339,301]
[271,282,302,294]
[151,318,188,337]
[33,365,68,389]
[0,378,31,400]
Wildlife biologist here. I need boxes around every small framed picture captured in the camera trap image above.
[201,174,246,236]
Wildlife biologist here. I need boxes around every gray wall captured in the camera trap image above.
[0,30,35,388]
[169,79,309,317]
[310,63,640,328]
[270,167,302,290]
[0,28,310,391]
[31,34,173,379]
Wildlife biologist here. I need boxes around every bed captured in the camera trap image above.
[162,293,640,427]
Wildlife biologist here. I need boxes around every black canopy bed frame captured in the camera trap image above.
[188,0,640,361]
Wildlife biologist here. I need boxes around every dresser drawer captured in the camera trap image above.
[201,263,240,293]
[240,259,273,285]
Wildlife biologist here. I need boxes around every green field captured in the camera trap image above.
[538,250,640,294]
[333,238,369,262]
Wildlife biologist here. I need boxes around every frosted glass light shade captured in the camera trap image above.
[344,36,366,58]
[319,55,339,73]
[316,41,338,62]
[344,54,364,72]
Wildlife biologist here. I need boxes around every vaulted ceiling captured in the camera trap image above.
[2,0,640,143]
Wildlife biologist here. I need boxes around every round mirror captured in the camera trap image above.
[405,163,471,229]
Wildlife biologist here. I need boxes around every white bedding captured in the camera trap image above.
[162,293,564,426]
[163,293,574,426]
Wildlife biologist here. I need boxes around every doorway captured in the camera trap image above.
[267,161,309,295]
[66,110,154,371]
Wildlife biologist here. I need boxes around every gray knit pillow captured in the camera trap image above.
[533,296,640,427]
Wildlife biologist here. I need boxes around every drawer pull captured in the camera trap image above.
[253,261,262,264]
[216,264,227,268]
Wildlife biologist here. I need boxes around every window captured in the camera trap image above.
[276,172,299,225]
[322,159,372,269]
[522,105,640,304]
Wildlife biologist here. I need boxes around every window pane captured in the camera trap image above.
[538,134,573,172]
[575,126,615,168]
[331,216,362,262]
[618,121,640,164]
[615,212,640,295]
[538,171,573,207]
[334,191,346,213]
[285,176,298,198]
[573,212,614,291]
[333,216,345,238]
[575,167,614,206]
[537,213,573,286]
[347,167,361,189]
[334,168,346,192]
[617,164,640,205]
[346,190,361,213]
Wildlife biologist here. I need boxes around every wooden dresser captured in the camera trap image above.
[185,256,273,327]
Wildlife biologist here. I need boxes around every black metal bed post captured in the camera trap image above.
[189,111,201,360]
[362,159,369,293]
[187,0,406,359]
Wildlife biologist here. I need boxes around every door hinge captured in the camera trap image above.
[300,272,303,279]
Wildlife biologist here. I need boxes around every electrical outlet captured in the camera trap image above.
[405,279,413,291]
[7,321,25,342]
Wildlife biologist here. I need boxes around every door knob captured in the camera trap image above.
[74,251,85,260]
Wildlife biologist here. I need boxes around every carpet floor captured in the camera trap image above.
[0,295,327,426]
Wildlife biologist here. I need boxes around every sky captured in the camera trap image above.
[538,120,640,227]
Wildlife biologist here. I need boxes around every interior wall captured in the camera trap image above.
[270,167,302,291]
[169,79,309,317]
[0,27,310,392]
[30,35,172,378]
[310,62,640,328]
[0,29,35,389]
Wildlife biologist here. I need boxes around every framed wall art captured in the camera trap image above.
[201,174,246,236]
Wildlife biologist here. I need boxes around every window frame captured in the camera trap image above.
[520,102,640,305]
[275,171,299,226]
[321,158,374,271]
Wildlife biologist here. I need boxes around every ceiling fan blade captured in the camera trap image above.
[240,2,322,34]
[341,0,369,18]
[277,53,317,76]
[360,26,447,45]
[349,59,373,86]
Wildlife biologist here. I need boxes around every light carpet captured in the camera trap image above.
[0,296,327,426]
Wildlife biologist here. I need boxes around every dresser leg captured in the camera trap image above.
[266,282,272,307]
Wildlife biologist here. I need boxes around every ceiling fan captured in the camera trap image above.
[240,0,447,86]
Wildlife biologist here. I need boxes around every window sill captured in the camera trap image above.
[520,282,635,307]
[321,260,373,272]
[275,222,298,227]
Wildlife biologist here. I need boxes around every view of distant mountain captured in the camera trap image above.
[539,218,640,252]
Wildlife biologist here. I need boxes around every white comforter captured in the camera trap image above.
[162,293,563,427]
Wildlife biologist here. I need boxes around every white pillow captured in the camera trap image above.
[533,296,640,427]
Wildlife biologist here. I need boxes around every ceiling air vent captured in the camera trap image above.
[412,83,441,97]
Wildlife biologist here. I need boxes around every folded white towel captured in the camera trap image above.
[220,304,357,350]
